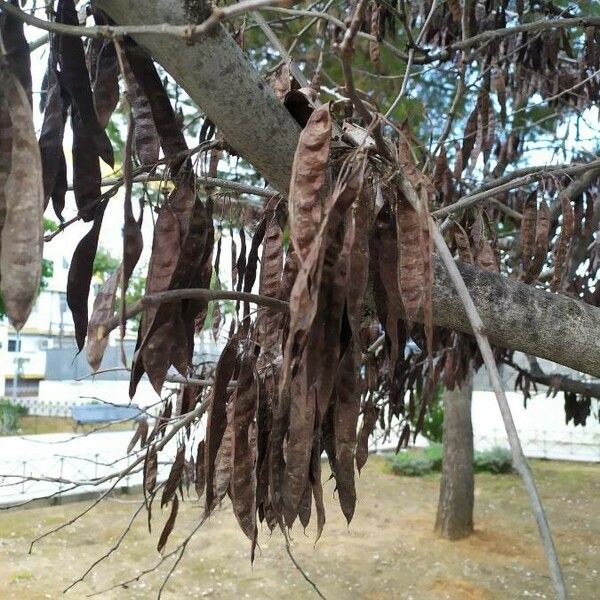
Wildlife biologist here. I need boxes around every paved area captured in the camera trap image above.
[0,430,176,506]
[1,390,598,507]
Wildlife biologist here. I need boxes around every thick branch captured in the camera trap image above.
[430,259,600,377]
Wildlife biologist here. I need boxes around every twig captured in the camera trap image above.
[87,517,207,597]
[508,357,600,399]
[429,219,567,600]
[338,0,391,160]
[64,499,147,592]
[76,366,237,389]
[93,173,277,198]
[339,0,373,127]
[264,6,412,62]
[0,484,80,511]
[98,287,288,341]
[385,0,439,118]
[20,396,211,501]
[29,477,123,553]
[0,0,292,42]
[283,527,327,600]
[432,158,600,219]
[252,11,309,87]
[157,514,207,600]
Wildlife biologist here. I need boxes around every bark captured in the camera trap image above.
[435,370,474,540]
[98,0,600,378]
[431,259,600,377]
[96,0,300,195]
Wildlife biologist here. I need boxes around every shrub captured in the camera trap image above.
[385,451,435,476]
[0,399,29,433]
[474,447,513,474]
[386,444,513,477]
[424,443,443,470]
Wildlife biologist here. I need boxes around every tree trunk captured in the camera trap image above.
[435,370,474,540]
[98,0,600,378]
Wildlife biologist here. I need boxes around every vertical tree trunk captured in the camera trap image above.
[435,370,474,540]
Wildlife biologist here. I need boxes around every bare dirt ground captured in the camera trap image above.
[0,457,598,599]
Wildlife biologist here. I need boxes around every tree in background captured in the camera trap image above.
[435,370,475,540]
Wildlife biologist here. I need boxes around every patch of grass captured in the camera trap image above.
[386,451,434,476]
[386,445,513,477]
[10,571,34,583]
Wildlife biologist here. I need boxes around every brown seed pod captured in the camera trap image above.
[0,71,44,330]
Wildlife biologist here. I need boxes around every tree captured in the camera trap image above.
[435,369,474,540]
[92,247,120,282]
[3,1,600,597]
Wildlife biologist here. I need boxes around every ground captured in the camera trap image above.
[0,457,598,599]
[1,415,135,436]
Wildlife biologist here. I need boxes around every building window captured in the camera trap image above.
[8,340,21,352]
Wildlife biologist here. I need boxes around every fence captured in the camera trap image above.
[473,427,600,462]
[369,426,600,463]
[1,426,598,507]
[7,397,81,418]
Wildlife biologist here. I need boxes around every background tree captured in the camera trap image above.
[435,368,475,540]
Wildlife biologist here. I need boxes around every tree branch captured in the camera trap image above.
[95,0,600,380]
[433,158,600,219]
[97,0,300,195]
[0,0,290,41]
[99,287,288,340]
[508,356,600,399]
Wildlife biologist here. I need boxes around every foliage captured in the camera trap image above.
[3,0,599,569]
[386,451,435,477]
[424,443,443,471]
[412,386,445,443]
[474,447,514,474]
[0,399,29,433]
[386,445,513,477]
[92,247,120,282]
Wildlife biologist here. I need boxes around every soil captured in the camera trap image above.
[0,457,598,599]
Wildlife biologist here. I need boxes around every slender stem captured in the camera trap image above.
[430,219,567,600]
[99,287,288,340]
[0,0,291,41]
[432,158,600,219]
[92,174,277,198]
